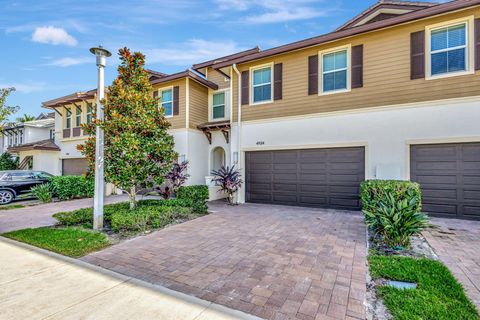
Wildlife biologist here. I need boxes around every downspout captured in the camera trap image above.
[232,64,242,168]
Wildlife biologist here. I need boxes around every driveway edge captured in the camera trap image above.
[0,236,263,320]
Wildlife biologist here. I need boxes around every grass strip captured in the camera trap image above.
[369,255,479,320]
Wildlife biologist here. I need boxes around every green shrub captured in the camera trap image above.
[0,152,18,170]
[54,200,193,233]
[360,180,429,247]
[51,176,94,200]
[53,208,92,226]
[31,183,53,203]
[177,185,209,214]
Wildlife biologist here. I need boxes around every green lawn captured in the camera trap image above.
[2,227,110,258]
[0,204,25,210]
[369,255,479,320]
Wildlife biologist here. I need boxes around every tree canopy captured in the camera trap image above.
[79,48,177,209]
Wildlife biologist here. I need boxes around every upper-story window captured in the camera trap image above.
[212,92,225,120]
[426,17,474,79]
[75,106,82,127]
[49,129,55,140]
[19,131,23,145]
[321,47,350,94]
[8,135,12,147]
[161,88,173,117]
[430,23,467,76]
[65,108,72,129]
[251,65,272,104]
[86,103,93,124]
[14,133,18,146]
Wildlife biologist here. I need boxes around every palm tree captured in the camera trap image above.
[16,114,36,123]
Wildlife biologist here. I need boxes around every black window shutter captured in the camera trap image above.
[308,55,318,95]
[411,31,425,80]
[475,18,480,70]
[241,71,249,105]
[153,90,158,99]
[173,86,179,115]
[351,45,364,88]
[274,63,283,100]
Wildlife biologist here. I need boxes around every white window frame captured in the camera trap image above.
[159,87,174,118]
[86,103,93,124]
[425,16,475,80]
[319,44,351,95]
[19,130,23,145]
[249,62,274,106]
[75,105,82,127]
[210,89,228,121]
[65,108,72,129]
[14,132,18,146]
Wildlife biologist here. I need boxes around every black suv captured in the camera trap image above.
[0,170,53,204]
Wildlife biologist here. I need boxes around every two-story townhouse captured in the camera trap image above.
[38,0,480,219]
[2,113,58,173]
[207,0,480,220]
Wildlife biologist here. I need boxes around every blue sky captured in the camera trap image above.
[0,0,441,119]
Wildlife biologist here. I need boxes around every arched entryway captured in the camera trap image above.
[211,146,225,172]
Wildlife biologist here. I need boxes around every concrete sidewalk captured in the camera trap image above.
[0,238,260,320]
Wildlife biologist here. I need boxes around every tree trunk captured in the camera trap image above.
[129,186,137,210]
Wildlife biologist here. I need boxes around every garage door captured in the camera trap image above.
[245,147,365,210]
[410,143,480,220]
[62,158,89,176]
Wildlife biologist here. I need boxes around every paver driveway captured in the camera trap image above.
[423,218,480,310]
[83,202,367,320]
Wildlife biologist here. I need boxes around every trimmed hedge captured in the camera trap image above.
[53,199,193,233]
[51,176,94,201]
[177,185,209,214]
[361,180,422,214]
[360,180,428,247]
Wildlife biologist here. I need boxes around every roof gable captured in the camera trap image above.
[337,0,438,31]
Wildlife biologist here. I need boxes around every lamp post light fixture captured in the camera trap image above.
[90,45,111,230]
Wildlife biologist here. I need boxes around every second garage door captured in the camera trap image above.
[245,147,365,210]
[410,143,480,220]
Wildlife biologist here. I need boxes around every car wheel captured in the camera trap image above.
[0,190,14,205]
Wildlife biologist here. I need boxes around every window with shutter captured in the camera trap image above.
[160,88,173,117]
[250,64,273,105]
[425,17,475,79]
[319,45,351,95]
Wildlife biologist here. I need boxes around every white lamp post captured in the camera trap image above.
[90,45,111,230]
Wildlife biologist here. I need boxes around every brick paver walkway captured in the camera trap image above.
[423,218,480,310]
[83,202,367,320]
[0,194,129,233]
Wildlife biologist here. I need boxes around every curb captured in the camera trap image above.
[0,236,262,320]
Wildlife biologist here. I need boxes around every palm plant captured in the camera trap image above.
[16,114,36,123]
[211,165,242,205]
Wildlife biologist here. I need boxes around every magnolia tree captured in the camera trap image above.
[79,48,177,209]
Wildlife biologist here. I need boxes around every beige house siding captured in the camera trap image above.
[188,80,209,129]
[232,8,480,122]
[152,79,186,129]
[60,99,95,140]
[206,68,231,90]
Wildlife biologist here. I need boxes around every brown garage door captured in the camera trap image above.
[246,147,365,210]
[410,143,480,220]
[62,158,89,176]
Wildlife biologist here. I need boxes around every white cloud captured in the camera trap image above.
[214,0,332,24]
[144,39,247,66]
[45,57,90,67]
[0,82,46,93]
[31,26,77,46]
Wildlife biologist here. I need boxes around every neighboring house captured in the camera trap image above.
[1,113,58,174]
[41,0,480,219]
